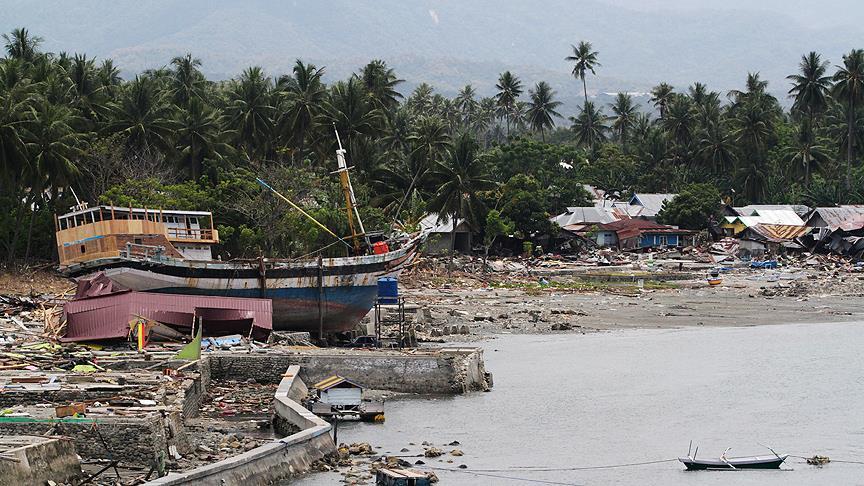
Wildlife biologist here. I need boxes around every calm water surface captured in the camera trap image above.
[303,322,864,485]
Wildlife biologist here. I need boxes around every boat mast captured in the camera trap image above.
[333,124,369,253]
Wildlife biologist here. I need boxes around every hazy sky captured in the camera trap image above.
[2,0,861,109]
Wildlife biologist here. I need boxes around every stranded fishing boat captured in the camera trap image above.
[54,132,422,335]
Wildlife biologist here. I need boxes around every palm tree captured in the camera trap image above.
[327,77,383,171]
[455,84,479,129]
[176,98,229,179]
[783,118,829,185]
[565,41,600,108]
[697,123,736,173]
[0,64,35,183]
[831,49,864,193]
[2,28,43,63]
[609,92,639,150]
[661,95,696,149]
[569,101,608,152]
[170,54,206,108]
[277,60,327,160]
[223,66,275,160]
[427,132,495,270]
[495,71,522,138]
[650,83,675,118]
[787,52,832,187]
[788,52,832,121]
[526,81,562,141]
[106,75,177,153]
[358,59,403,114]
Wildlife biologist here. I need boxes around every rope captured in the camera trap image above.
[439,458,679,473]
[426,466,583,485]
[790,455,864,465]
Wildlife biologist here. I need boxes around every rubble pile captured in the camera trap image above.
[200,379,276,417]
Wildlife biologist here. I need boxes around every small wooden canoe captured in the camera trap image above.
[679,454,788,470]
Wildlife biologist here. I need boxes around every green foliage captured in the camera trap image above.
[500,174,558,240]
[483,209,515,248]
[3,26,864,265]
[656,183,721,230]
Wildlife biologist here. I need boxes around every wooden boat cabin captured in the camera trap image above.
[55,203,218,270]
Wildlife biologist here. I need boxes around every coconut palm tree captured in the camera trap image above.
[223,66,275,160]
[787,52,832,186]
[662,95,696,149]
[176,97,229,179]
[427,132,495,270]
[495,71,522,138]
[526,81,562,141]
[106,75,177,153]
[455,84,479,129]
[609,92,639,150]
[2,28,43,63]
[358,59,403,114]
[170,54,206,108]
[831,49,864,193]
[783,118,829,185]
[569,101,608,152]
[565,41,600,108]
[650,83,674,118]
[697,123,736,173]
[277,60,327,160]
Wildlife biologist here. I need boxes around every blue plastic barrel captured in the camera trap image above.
[377,277,399,304]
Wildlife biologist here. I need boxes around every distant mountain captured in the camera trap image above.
[3,0,862,115]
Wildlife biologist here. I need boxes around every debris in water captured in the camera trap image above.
[807,455,830,466]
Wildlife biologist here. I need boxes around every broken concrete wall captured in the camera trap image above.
[147,365,335,486]
[0,436,81,486]
[0,416,167,467]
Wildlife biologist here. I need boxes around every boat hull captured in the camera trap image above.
[679,455,787,471]
[70,237,420,334]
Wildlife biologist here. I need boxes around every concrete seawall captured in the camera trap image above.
[146,365,335,486]
[209,347,491,393]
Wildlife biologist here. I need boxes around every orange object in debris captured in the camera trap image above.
[55,402,86,418]
[372,241,389,254]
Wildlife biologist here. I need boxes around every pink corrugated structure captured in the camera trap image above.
[62,289,272,342]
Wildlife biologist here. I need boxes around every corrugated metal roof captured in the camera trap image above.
[552,207,620,227]
[726,210,805,227]
[599,219,693,240]
[629,193,677,217]
[313,375,363,391]
[744,224,810,242]
[808,206,864,231]
[63,291,272,342]
[419,213,468,234]
[735,204,810,217]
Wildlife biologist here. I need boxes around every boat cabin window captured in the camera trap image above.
[80,245,86,254]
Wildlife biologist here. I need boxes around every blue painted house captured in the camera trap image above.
[598,219,695,250]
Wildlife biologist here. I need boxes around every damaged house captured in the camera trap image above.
[737,224,810,258]
[803,206,864,258]
[596,219,695,250]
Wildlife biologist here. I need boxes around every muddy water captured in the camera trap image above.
[302,322,864,485]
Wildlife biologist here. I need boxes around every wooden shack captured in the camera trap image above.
[313,375,363,409]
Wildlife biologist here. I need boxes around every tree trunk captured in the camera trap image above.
[23,202,36,266]
[582,77,588,108]
[448,210,458,276]
[6,196,28,267]
[847,96,854,197]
